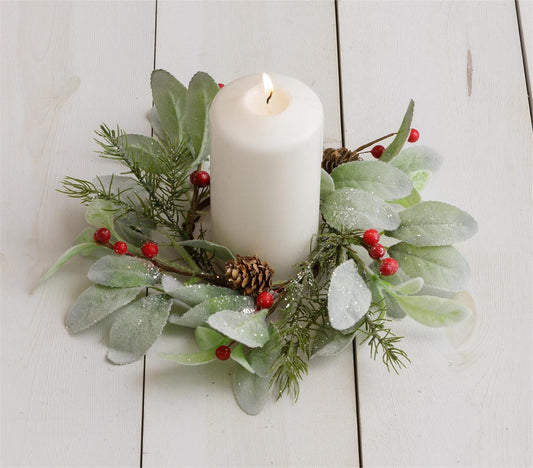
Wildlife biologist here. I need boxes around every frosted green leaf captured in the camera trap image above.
[66,285,143,334]
[86,199,116,229]
[331,161,412,200]
[95,175,149,206]
[73,227,97,245]
[208,309,269,348]
[185,72,219,163]
[230,344,255,373]
[312,327,356,357]
[383,291,407,319]
[36,243,102,288]
[194,326,226,350]
[114,212,155,248]
[322,188,400,232]
[390,146,442,174]
[320,168,335,201]
[179,239,235,262]
[380,100,414,162]
[389,277,424,295]
[159,347,217,366]
[118,134,166,174]
[388,243,470,291]
[88,255,160,287]
[395,294,471,327]
[107,294,172,364]
[161,274,183,294]
[164,280,238,306]
[410,170,433,192]
[233,366,270,415]
[151,69,187,143]
[386,201,478,246]
[391,188,421,208]
[248,325,281,377]
[150,105,168,141]
[328,259,372,331]
[169,295,254,328]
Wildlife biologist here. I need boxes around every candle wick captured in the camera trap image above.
[266,91,273,104]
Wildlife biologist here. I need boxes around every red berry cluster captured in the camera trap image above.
[92,228,160,260]
[362,229,398,276]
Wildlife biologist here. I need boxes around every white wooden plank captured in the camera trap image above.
[338,1,532,466]
[142,1,359,467]
[518,0,533,104]
[1,1,155,465]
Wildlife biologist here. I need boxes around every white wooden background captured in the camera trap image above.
[1,1,531,467]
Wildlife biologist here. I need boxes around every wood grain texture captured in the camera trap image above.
[338,1,532,466]
[141,1,358,467]
[518,0,533,110]
[1,1,155,465]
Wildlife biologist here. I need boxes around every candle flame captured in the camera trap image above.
[262,73,274,104]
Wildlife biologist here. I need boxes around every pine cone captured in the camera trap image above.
[224,255,274,296]
[322,147,361,173]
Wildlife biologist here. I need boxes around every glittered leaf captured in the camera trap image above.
[159,347,217,365]
[328,259,372,331]
[194,326,226,350]
[185,72,219,163]
[169,295,254,328]
[85,199,116,229]
[36,243,102,287]
[331,161,412,200]
[322,188,400,232]
[114,212,156,248]
[149,105,168,141]
[383,291,407,319]
[312,327,356,357]
[388,243,470,291]
[395,294,471,327]
[107,294,172,364]
[380,100,414,163]
[389,277,424,295]
[230,344,255,373]
[320,168,335,201]
[386,201,478,246]
[391,188,421,208]
[208,309,269,348]
[390,146,442,174]
[87,255,160,287]
[151,69,187,143]
[163,278,238,306]
[233,366,270,415]
[409,170,433,192]
[248,324,281,377]
[179,239,235,262]
[118,134,166,174]
[66,285,143,334]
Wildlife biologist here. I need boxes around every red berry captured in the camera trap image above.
[113,241,128,255]
[218,83,225,89]
[369,244,386,259]
[363,229,380,246]
[256,291,274,309]
[190,170,210,188]
[371,145,385,159]
[379,258,399,276]
[408,128,419,143]
[93,228,111,244]
[141,241,158,259]
[215,345,231,360]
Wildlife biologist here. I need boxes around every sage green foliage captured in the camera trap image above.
[88,255,161,287]
[208,309,269,348]
[160,347,219,365]
[107,294,173,364]
[86,199,116,229]
[387,201,478,246]
[233,366,271,415]
[248,325,281,377]
[164,282,238,306]
[118,134,166,174]
[194,326,226,350]
[169,295,254,328]
[392,188,421,208]
[230,344,255,373]
[179,239,235,262]
[311,327,356,357]
[331,161,412,200]
[380,100,414,162]
[388,243,470,291]
[393,294,470,327]
[320,168,335,201]
[66,285,143,334]
[391,146,442,174]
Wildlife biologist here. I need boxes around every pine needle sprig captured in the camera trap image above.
[357,306,410,373]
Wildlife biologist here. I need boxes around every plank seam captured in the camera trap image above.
[334,0,363,466]
[515,0,533,127]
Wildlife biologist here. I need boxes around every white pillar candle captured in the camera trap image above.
[209,73,323,280]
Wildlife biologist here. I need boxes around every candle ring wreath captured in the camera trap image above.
[37,70,477,415]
